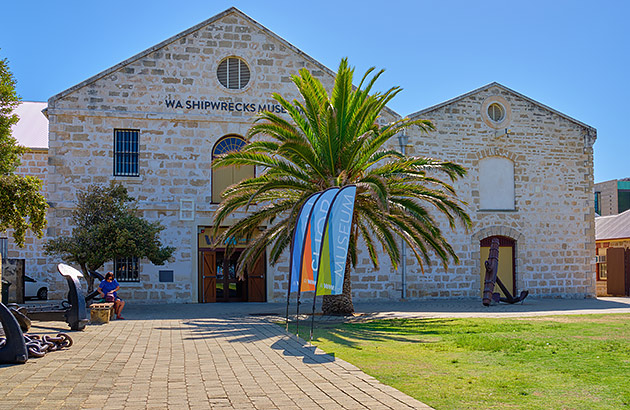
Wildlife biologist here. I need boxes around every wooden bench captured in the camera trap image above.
[90,302,115,324]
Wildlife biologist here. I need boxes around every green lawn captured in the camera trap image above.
[292,314,630,410]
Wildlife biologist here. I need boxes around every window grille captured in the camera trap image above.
[217,57,250,90]
[0,237,7,258]
[114,129,139,176]
[114,256,140,282]
[212,135,247,158]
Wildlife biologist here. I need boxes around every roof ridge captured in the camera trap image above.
[47,7,401,118]
[407,82,595,132]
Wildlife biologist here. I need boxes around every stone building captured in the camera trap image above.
[5,7,597,303]
[1,101,49,301]
[595,210,630,296]
[594,178,630,216]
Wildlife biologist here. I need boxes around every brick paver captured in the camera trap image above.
[2,297,630,409]
[1,308,431,409]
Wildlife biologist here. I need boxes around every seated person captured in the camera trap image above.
[97,272,125,320]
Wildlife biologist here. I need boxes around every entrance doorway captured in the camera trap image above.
[198,249,266,303]
[480,236,516,297]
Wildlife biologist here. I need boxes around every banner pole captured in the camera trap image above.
[309,285,318,343]
[296,291,301,338]
[286,223,297,332]
[310,188,345,343]
[297,200,318,339]
[285,283,291,332]
[286,192,321,337]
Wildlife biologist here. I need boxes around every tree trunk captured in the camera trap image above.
[80,263,94,293]
[321,258,354,315]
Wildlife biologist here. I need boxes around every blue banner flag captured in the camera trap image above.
[288,192,322,293]
[300,187,340,292]
[316,185,357,295]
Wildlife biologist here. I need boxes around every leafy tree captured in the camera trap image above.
[0,54,47,247]
[44,182,175,291]
[212,58,471,314]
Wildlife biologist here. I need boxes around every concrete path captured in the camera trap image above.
[2,297,630,409]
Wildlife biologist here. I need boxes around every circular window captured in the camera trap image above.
[217,57,251,90]
[487,103,505,122]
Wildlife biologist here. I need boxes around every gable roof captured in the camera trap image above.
[49,8,339,104]
[47,7,400,119]
[596,209,630,241]
[11,101,48,149]
[407,82,596,135]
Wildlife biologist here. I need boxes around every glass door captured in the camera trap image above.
[215,250,246,302]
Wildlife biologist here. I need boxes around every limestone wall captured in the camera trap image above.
[14,9,596,303]
[399,85,596,299]
[44,11,340,303]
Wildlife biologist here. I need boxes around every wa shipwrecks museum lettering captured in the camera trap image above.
[164,98,287,114]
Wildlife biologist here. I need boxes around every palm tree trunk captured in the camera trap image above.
[321,257,354,315]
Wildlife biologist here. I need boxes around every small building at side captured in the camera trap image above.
[594,178,630,216]
[595,209,630,296]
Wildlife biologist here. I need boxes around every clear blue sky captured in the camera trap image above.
[2,0,628,183]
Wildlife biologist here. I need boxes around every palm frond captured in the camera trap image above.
[212,58,470,286]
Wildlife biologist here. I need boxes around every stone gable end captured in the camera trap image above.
[50,11,335,116]
[402,85,595,299]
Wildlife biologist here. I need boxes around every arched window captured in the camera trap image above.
[479,156,515,210]
[212,135,254,203]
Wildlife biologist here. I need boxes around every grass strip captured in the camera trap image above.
[286,314,630,409]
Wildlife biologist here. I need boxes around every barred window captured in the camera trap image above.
[114,257,139,282]
[114,129,139,176]
[0,237,7,258]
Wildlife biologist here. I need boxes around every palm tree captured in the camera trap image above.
[212,58,471,314]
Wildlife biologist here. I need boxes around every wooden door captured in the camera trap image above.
[247,254,266,302]
[480,236,515,297]
[606,247,627,296]
[200,251,216,303]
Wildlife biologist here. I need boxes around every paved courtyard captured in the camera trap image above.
[2,297,630,409]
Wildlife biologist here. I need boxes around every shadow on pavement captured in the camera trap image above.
[270,336,336,364]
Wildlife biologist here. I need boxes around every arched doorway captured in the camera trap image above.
[198,227,266,303]
[480,236,516,297]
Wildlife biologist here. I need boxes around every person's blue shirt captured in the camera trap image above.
[99,279,120,299]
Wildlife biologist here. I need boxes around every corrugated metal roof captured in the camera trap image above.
[596,209,630,241]
[10,101,48,149]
